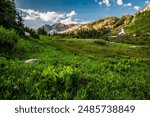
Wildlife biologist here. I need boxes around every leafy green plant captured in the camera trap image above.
[0,26,20,53]
[0,35,150,100]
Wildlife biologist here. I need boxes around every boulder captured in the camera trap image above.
[25,59,39,64]
[129,46,136,48]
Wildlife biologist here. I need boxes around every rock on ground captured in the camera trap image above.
[24,59,39,64]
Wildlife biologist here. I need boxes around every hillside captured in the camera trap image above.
[63,3,150,36]
[126,11,150,34]
[64,17,118,34]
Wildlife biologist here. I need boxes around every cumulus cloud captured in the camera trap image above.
[96,0,111,7]
[60,17,78,25]
[117,0,123,6]
[134,6,140,11]
[103,0,111,7]
[20,9,65,22]
[96,0,125,7]
[66,11,77,17]
[20,9,78,24]
[79,21,90,24]
[124,3,132,7]
[99,2,103,6]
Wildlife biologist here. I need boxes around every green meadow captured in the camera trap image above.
[1,27,150,100]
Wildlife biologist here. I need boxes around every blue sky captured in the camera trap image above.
[15,0,150,28]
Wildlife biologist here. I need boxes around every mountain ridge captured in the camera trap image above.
[38,23,75,35]
[39,3,150,35]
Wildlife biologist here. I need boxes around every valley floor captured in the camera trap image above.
[0,35,150,99]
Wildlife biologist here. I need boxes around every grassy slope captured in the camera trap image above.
[126,11,150,34]
[1,35,150,99]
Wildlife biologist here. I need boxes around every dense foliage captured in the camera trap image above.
[0,27,33,57]
[106,35,150,45]
[65,29,110,39]
[24,27,39,39]
[37,27,47,35]
[0,0,24,36]
[0,27,19,53]
[0,33,150,99]
[0,0,39,38]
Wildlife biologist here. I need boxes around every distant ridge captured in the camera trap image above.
[38,3,150,35]
[38,23,75,35]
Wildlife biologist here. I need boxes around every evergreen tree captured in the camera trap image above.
[37,27,47,35]
[0,0,24,35]
[15,11,25,36]
[0,0,16,28]
[24,27,39,39]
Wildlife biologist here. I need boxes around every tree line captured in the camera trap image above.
[63,29,110,39]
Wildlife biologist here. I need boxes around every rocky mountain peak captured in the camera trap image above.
[38,23,76,34]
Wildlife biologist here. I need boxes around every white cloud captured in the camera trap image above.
[60,17,78,25]
[66,11,77,17]
[79,21,90,24]
[134,6,140,11]
[103,0,111,7]
[99,2,103,6]
[96,0,125,7]
[117,0,123,6]
[20,9,65,22]
[20,9,40,20]
[39,12,65,22]
[97,0,111,7]
[20,9,79,24]
[124,3,132,7]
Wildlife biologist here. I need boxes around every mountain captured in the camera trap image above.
[64,17,118,34]
[38,4,150,36]
[42,24,51,32]
[65,3,150,36]
[125,3,150,34]
[39,23,75,35]
[50,23,75,32]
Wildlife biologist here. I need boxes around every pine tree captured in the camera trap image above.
[37,27,47,35]
[0,0,16,28]
[0,0,24,35]
[15,11,25,36]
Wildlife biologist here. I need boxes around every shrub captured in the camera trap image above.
[0,27,20,53]
[94,39,107,46]
[0,57,7,72]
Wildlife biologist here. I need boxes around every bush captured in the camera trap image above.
[0,26,20,53]
[94,40,107,46]
[107,35,150,45]
[0,57,7,72]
